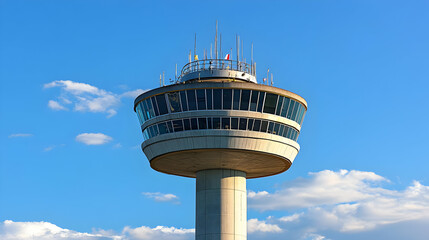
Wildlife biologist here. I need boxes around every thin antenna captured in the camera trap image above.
[241,39,243,62]
[236,34,239,68]
[194,33,197,61]
[267,68,270,85]
[215,20,218,59]
[159,74,162,86]
[189,50,192,63]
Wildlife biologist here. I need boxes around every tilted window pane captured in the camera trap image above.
[276,96,284,115]
[260,120,268,132]
[197,89,206,110]
[263,93,277,114]
[297,104,305,124]
[148,126,154,138]
[247,118,254,130]
[198,118,207,129]
[207,117,213,129]
[187,90,197,111]
[168,92,182,113]
[136,106,143,125]
[239,118,247,130]
[300,110,306,125]
[249,91,258,111]
[183,118,191,130]
[213,117,221,129]
[257,92,265,112]
[140,102,148,121]
[151,97,159,116]
[291,101,299,121]
[233,89,241,110]
[267,122,274,133]
[281,98,290,117]
[273,123,280,135]
[286,127,293,139]
[283,126,289,138]
[213,89,222,109]
[287,100,296,119]
[180,91,188,111]
[206,89,213,110]
[158,122,168,135]
[156,94,168,115]
[143,100,150,120]
[223,89,232,110]
[279,124,285,136]
[240,90,250,110]
[153,124,159,136]
[191,118,198,130]
[222,117,230,129]
[172,120,184,132]
[253,119,261,131]
[231,117,239,129]
[167,121,174,133]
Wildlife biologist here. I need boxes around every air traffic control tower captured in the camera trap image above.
[134,37,307,240]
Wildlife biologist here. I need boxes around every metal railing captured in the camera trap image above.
[178,59,254,81]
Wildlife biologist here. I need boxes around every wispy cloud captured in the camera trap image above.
[44,80,147,118]
[142,192,180,203]
[75,133,112,145]
[247,218,282,233]
[8,133,33,138]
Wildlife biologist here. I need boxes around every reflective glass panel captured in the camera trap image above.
[291,102,299,121]
[151,97,159,116]
[279,124,285,136]
[253,119,261,131]
[168,92,181,113]
[286,127,293,139]
[172,120,183,132]
[276,96,284,115]
[158,122,168,134]
[231,118,239,129]
[287,100,295,119]
[213,89,222,109]
[263,93,277,114]
[180,91,188,111]
[183,119,191,130]
[207,117,213,129]
[222,117,230,129]
[240,90,250,110]
[198,118,207,129]
[249,91,258,111]
[142,100,149,120]
[281,98,290,117]
[223,89,232,110]
[233,89,241,110]
[197,89,206,110]
[153,124,159,136]
[191,118,198,130]
[267,122,274,133]
[213,117,221,129]
[273,123,280,135]
[167,121,174,133]
[148,126,155,138]
[257,92,265,112]
[187,90,197,111]
[206,89,213,110]
[260,120,268,132]
[156,94,168,115]
[247,118,254,130]
[283,127,289,138]
[239,118,247,130]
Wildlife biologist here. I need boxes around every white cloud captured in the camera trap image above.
[122,225,193,240]
[142,192,180,203]
[247,218,282,233]
[8,133,33,138]
[44,80,147,118]
[76,133,112,145]
[48,100,68,111]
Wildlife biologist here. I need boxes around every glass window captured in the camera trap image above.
[287,100,296,119]
[156,94,168,115]
[297,104,305,124]
[223,89,232,110]
[247,118,254,130]
[167,121,174,133]
[213,117,221,129]
[213,89,222,109]
[281,98,290,117]
[198,118,207,129]
[286,127,293,139]
[240,89,250,110]
[148,126,154,138]
[183,118,191,130]
[260,120,268,132]
[273,123,280,135]
[263,93,277,114]
[300,110,306,125]
[151,97,160,116]
[239,118,247,130]
[231,118,239,129]
[142,100,149,120]
[206,89,213,110]
[279,124,285,136]
[172,120,183,132]
[257,92,265,112]
[168,92,181,113]
[153,124,159,136]
[222,117,230,129]
[253,119,261,131]
[267,122,274,133]
[283,127,289,138]
[143,129,149,140]
[180,91,188,111]
[136,106,143,125]
[191,118,198,130]
[196,89,206,110]
[207,117,213,129]
[249,91,258,111]
[187,90,197,111]
[233,89,241,110]
[275,96,284,115]
[291,102,299,121]
[158,122,168,134]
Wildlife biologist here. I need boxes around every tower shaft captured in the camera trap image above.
[196,169,247,240]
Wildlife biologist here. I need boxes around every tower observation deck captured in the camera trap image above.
[134,41,307,240]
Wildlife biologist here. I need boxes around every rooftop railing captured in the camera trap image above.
[178,59,254,82]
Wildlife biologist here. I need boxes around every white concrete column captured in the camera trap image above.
[196,169,247,240]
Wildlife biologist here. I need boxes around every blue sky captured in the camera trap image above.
[1,0,429,239]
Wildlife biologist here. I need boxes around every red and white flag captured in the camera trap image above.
[224,54,230,60]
